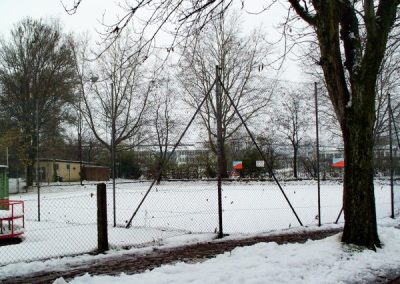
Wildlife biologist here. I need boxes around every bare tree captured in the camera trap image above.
[273,88,311,178]
[373,43,400,145]
[71,30,153,226]
[75,32,152,160]
[152,76,181,183]
[178,12,274,177]
[258,134,280,179]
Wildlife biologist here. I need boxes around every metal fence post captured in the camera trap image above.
[97,183,109,252]
[314,82,321,226]
[216,65,224,238]
[388,93,395,219]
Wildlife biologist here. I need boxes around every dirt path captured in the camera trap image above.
[1,228,399,284]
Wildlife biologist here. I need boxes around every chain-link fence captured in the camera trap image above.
[0,175,397,266]
[1,109,399,266]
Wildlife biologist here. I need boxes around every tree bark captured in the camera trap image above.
[341,83,380,249]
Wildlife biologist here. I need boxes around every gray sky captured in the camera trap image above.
[0,0,118,35]
[0,0,303,81]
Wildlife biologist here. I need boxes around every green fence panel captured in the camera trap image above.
[0,167,9,210]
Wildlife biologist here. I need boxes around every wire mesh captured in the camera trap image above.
[0,174,397,266]
[1,183,98,265]
[113,180,218,245]
[0,138,399,267]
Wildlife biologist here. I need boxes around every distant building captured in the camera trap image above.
[35,159,110,182]
[174,146,210,166]
[375,144,400,158]
[135,144,211,166]
[81,165,111,181]
[319,148,344,160]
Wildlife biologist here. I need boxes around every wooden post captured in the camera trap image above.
[97,183,109,252]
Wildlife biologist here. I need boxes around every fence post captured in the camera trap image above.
[97,183,109,252]
[216,65,224,238]
[388,93,395,219]
[314,82,321,226]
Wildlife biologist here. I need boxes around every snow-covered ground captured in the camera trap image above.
[0,180,398,267]
[0,219,398,284]
[57,220,400,284]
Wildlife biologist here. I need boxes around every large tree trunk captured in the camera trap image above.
[341,85,380,249]
[342,125,380,248]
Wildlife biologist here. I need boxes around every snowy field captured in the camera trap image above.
[0,179,398,266]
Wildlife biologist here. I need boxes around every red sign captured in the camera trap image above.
[233,161,243,170]
[332,158,345,168]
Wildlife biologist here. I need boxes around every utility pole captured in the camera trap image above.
[111,82,116,227]
[314,82,321,226]
[216,65,223,238]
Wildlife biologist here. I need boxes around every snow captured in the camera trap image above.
[0,202,23,218]
[0,210,13,218]
[54,223,400,284]
[0,232,216,280]
[0,179,398,282]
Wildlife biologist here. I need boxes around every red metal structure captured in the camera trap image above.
[0,200,25,239]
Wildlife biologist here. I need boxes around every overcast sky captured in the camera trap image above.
[0,0,303,81]
[0,0,120,36]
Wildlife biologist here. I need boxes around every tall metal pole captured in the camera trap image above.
[78,91,83,186]
[388,93,394,219]
[36,98,40,222]
[111,82,116,227]
[216,65,223,238]
[314,82,321,226]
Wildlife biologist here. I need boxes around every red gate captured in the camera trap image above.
[0,200,25,239]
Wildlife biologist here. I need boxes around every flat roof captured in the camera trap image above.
[38,158,96,165]
[0,165,8,168]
